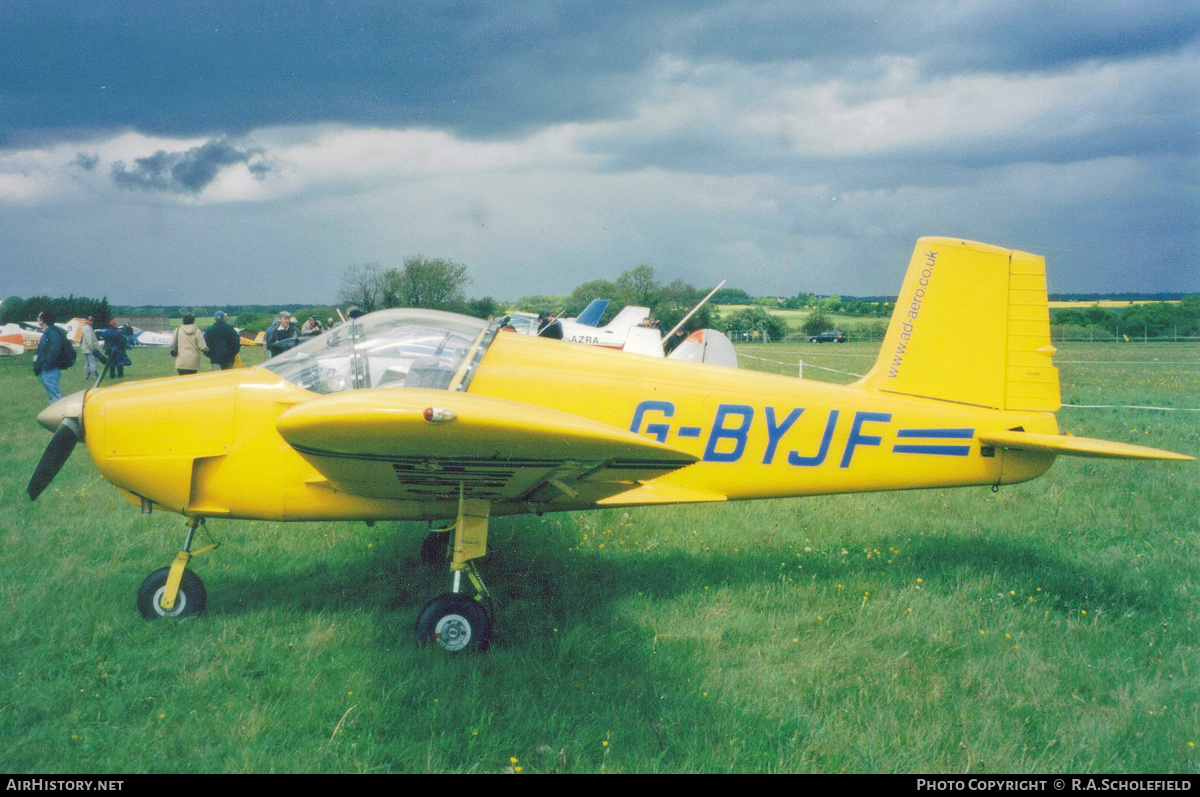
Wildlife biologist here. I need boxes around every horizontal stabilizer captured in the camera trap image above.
[979,431,1194,461]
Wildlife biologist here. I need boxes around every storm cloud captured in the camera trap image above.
[0,1,1195,303]
[110,139,269,193]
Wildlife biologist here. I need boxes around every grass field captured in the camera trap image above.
[2,340,1197,773]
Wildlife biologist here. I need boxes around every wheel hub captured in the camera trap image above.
[433,613,472,652]
[152,586,187,617]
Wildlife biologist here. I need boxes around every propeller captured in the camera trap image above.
[28,391,86,501]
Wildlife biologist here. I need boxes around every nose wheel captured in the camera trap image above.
[137,567,206,618]
[138,518,218,620]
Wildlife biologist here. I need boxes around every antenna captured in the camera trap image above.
[663,279,726,347]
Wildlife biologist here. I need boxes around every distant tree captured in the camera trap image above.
[466,296,501,319]
[1177,296,1200,335]
[92,297,114,328]
[720,306,786,341]
[1,296,26,324]
[655,279,718,333]
[392,256,469,310]
[337,262,385,313]
[235,312,275,333]
[820,294,842,312]
[1057,304,1111,331]
[566,279,619,322]
[510,295,567,315]
[8,294,113,325]
[802,308,831,337]
[548,267,723,333]
[1119,302,1177,339]
[614,265,658,308]
[711,287,753,305]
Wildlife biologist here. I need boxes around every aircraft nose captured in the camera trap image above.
[37,390,86,434]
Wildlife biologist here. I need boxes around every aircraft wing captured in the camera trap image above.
[978,430,1194,461]
[276,388,699,506]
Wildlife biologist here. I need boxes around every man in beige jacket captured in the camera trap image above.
[80,316,101,380]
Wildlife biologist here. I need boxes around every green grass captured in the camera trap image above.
[1,341,1198,773]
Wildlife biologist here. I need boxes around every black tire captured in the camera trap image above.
[137,567,207,619]
[420,531,451,566]
[415,593,491,653]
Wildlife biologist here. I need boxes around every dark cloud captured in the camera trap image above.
[111,138,268,193]
[1,1,1196,146]
[0,1,1195,298]
[671,1,1200,76]
[72,152,99,171]
[0,0,705,144]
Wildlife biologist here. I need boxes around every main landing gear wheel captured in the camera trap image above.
[420,531,451,566]
[137,567,207,619]
[415,593,491,653]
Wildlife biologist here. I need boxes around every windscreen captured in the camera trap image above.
[262,309,489,394]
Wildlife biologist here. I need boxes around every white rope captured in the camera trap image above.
[739,353,864,378]
[1062,403,1200,412]
[1057,360,1199,366]
[738,352,1196,409]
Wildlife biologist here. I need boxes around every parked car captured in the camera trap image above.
[809,330,847,343]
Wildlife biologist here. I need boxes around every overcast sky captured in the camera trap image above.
[1,1,1197,305]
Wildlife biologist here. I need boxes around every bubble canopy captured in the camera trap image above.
[262,309,491,394]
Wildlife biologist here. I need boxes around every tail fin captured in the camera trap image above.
[575,299,609,327]
[863,238,1059,412]
[667,329,739,368]
[605,305,651,333]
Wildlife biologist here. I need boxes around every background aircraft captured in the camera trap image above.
[131,327,173,346]
[507,303,654,350]
[0,336,23,356]
[0,321,42,351]
[510,299,739,366]
[27,238,1191,653]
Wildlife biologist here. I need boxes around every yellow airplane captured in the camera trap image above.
[27,238,1193,653]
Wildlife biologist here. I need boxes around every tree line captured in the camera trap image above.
[1,295,115,326]
[338,258,721,335]
[1051,297,1200,339]
[9,260,1197,344]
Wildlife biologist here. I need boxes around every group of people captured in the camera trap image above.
[78,315,133,380]
[34,308,340,403]
[169,311,243,375]
[174,309,338,371]
[34,312,135,403]
[259,311,334,358]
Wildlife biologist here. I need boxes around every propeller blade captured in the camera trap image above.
[28,417,81,500]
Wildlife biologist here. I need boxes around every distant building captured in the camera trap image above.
[112,314,170,332]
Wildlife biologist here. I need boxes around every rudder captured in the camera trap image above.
[863,238,1059,412]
